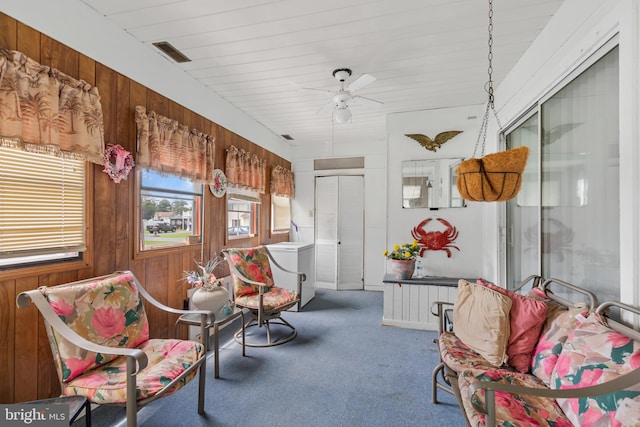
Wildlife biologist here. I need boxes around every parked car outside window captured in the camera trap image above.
[147,220,177,233]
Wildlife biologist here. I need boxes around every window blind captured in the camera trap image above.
[271,195,291,232]
[0,147,86,259]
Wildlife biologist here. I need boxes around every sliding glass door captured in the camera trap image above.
[505,45,619,302]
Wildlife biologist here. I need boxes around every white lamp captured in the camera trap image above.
[334,106,351,124]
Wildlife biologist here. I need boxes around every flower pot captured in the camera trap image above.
[191,287,228,313]
[390,259,416,280]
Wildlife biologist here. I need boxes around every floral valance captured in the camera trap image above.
[271,165,294,198]
[135,106,215,183]
[225,145,266,194]
[0,48,104,164]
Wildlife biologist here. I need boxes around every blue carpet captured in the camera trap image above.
[74,289,465,426]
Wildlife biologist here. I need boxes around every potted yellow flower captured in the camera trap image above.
[384,240,421,279]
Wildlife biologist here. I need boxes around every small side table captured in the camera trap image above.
[175,307,246,378]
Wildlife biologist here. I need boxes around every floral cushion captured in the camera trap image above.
[226,246,275,297]
[531,305,588,385]
[458,369,573,427]
[62,338,204,404]
[439,332,503,374]
[235,286,298,311]
[476,279,548,373]
[551,313,640,427]
[42,272,150,382]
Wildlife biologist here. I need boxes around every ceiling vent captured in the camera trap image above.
[152,41,191,63]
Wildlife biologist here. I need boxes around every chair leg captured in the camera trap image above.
[234,315,297,347]
[265,321,272,344]
[126,358,137,427]
[197,357,206,414]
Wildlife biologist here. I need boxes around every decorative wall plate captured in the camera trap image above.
[209,169,227,198]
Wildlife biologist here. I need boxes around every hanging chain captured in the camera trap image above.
[487,0,494,108]
[472,0,503,158]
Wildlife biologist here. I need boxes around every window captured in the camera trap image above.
[505,45,619,303]
[0,147,85,268]
[227,188,259,240]
[139,169,203,251]
[271,195,291,234]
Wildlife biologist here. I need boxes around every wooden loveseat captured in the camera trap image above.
[432,277,640,426]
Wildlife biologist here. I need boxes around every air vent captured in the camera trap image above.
[314,157,364,170]
[152,41,191,63]
[281,134,294,141]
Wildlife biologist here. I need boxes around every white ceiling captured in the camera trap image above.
[80,0,565,147]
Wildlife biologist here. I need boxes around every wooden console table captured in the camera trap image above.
[382,274,474,330]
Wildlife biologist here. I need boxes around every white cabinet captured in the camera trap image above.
[267,242,315,310]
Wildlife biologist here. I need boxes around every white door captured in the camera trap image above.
[315,175,364,290]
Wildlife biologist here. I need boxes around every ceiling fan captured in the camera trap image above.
[304,68,383,124]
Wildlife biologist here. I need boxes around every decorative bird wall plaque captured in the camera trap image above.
[404,131,463,152]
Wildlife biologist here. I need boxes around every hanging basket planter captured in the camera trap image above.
[455,0,530,203]
[456,146,529,202]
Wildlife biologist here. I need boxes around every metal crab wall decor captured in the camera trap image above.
[411,217,460,257]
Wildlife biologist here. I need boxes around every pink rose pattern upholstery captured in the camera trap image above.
[438,332,504,374]
[531,306,588,385]
[227,246,298,308]
[551,313,640,427]
[63,339,203,403]
[42,272,204,404]
[227,246,276,296]
[42,272,150,382]
[458,369,573,427]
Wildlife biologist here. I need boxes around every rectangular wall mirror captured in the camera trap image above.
[402,158,466,209]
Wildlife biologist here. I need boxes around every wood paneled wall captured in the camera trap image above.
[0,13,290,403]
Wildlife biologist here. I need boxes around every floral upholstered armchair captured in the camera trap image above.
[221,246,304,347]
[16,271,211,427]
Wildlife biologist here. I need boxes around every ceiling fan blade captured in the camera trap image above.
[352,95,383,107]
[301,87,334,95]
[348,73,376,92]
[317,101,336,115]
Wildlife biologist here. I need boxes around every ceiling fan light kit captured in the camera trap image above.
[305,67,383,124]
[334,107,352,124]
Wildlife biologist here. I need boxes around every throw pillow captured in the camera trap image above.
[551,313,640,426]
[476,278,548,373]
[531,305,588,385]
[453,279,512,367]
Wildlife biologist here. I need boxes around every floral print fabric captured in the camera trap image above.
[43,272,150,382]
[551,313,640,427]
[42,272,205,404]
[62,338,204,404]
[439,332,503,374]
[227,246,298,308]
[531,306,588,385]
[235,286,298,311]
[459,369,573,427]
[227,246,276,296]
